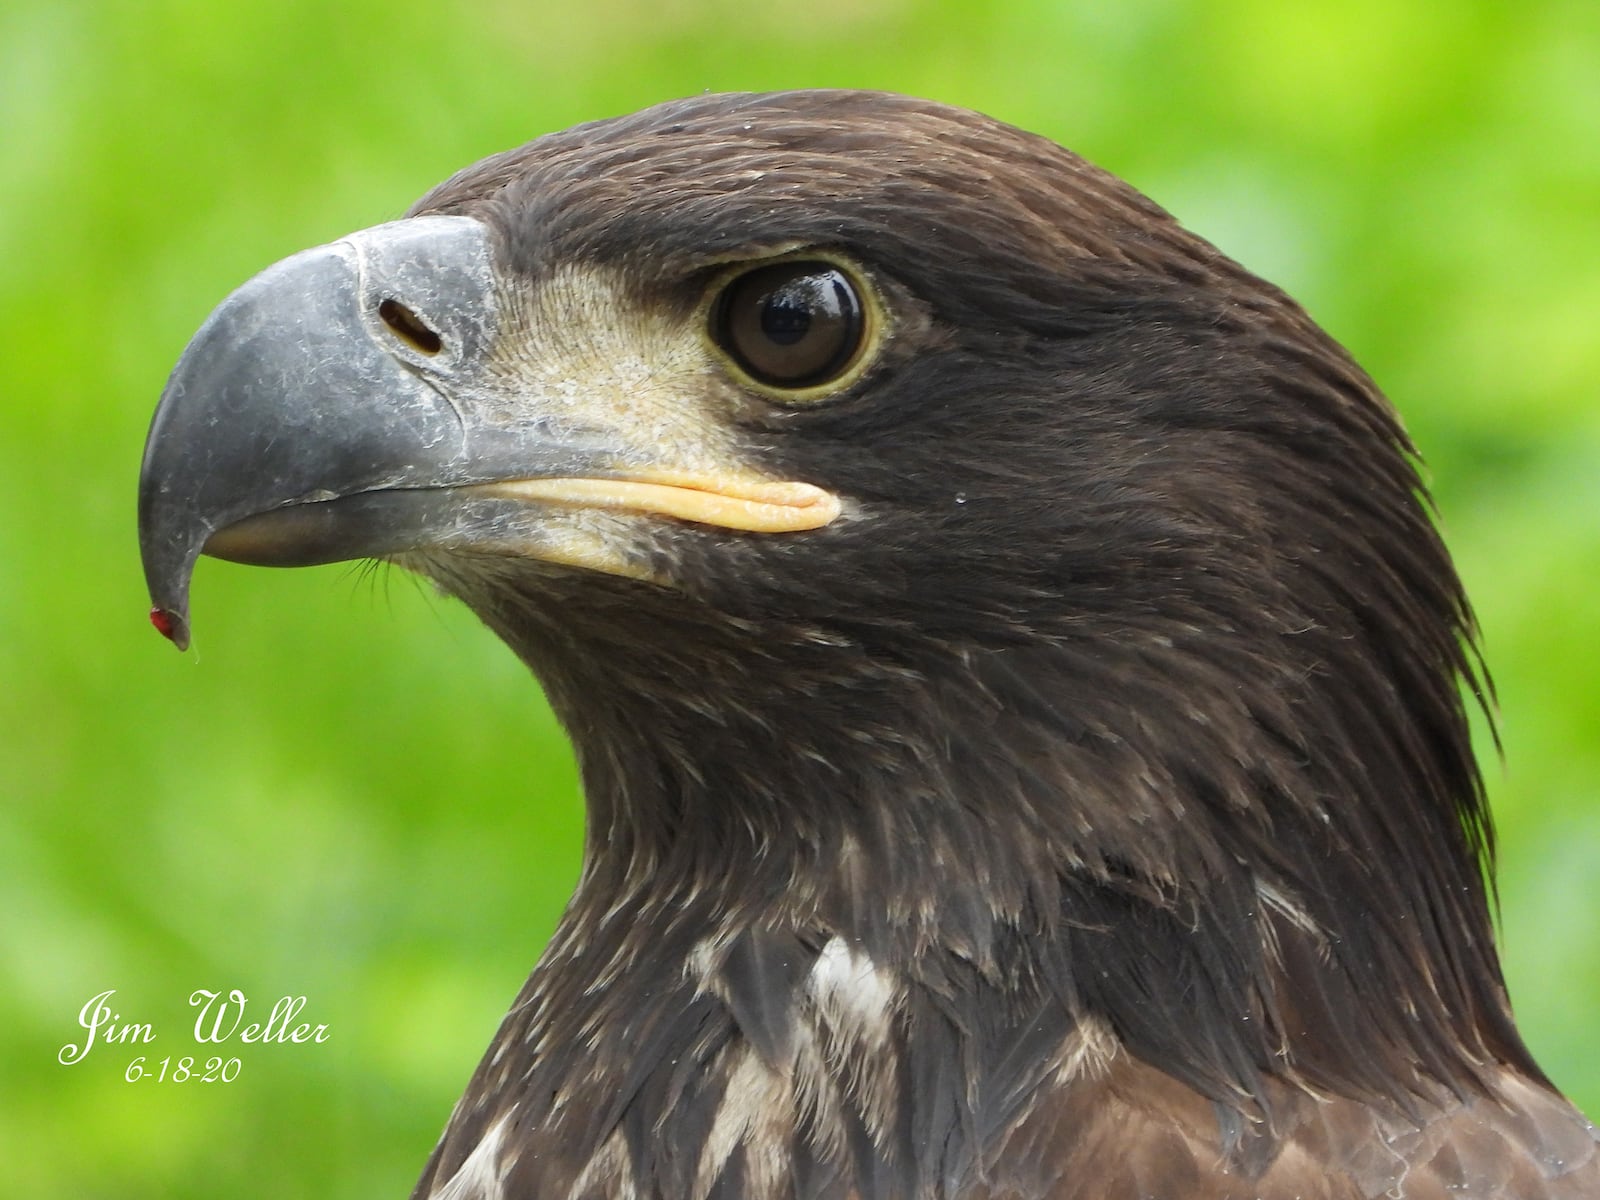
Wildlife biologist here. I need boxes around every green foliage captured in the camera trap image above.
[3,1,1595,1194]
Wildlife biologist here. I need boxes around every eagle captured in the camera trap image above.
[138,91,1597,1198]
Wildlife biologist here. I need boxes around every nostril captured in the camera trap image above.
[378,298,443,355]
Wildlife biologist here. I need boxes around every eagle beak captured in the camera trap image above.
[137,216,837,650]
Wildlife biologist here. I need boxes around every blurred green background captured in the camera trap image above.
[2,0,1596,1195]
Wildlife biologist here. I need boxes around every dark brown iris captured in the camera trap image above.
[713,261,865,390]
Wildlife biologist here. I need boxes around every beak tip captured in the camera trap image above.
[149,605,191,651]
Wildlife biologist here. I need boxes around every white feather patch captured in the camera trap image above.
[806,937,900,1148]
[694,1045,793,1200]
[429,1111,513,1200]
[567,1128,638,1200]
[808,936,896,1043]
[1050,1014,1120,1088]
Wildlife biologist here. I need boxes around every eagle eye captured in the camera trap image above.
[712,261,867,393]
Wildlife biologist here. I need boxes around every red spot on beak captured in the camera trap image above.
[150,607,178,642]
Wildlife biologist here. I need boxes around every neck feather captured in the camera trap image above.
[410,571,1534,1199]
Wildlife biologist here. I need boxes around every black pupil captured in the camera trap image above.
[717,262,863,388]
[761,284,816,346]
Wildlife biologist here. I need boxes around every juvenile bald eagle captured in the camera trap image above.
[139,91,1597,1199]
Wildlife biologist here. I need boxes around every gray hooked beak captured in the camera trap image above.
[137,217,609,649]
